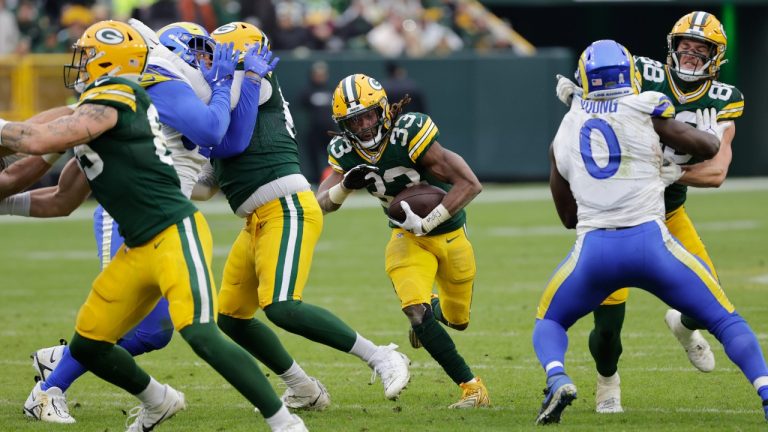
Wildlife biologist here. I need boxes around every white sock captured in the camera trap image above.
[265,405,294,430]
[348,333,379,363]
[279,361,310,388]
[136,377,165,407]
[597,372,620,385]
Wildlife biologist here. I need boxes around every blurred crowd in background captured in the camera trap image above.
[0,0,534,57]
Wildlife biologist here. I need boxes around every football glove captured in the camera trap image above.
[695,107,728,141]
[660,160,683,186]
[244,44,279,83]
[342,164,379,190]
[556,74,582,106]
[390,201,426,236]
[200,42,240,87]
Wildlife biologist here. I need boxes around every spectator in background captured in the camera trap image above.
[333,0,377,50]
[271,0,312,50]
[298,60,336,183]
[382,61,427,113]
[56,4,93,53]
[239,0,277,37]
[179,0,216,31]
[15,0,46,54]
[0,0,20,54]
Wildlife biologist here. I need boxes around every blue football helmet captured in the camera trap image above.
[157,22,215,68]
[576,40,639,100]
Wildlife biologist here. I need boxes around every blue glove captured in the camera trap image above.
[200,42,240,87]
[243,43,279,82]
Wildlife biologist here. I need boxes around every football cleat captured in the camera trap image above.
[272,414,308,432]
[125,384,186,432]
[368,343,410,400]
[23,380,75,423]
[665,309,715,372]
[282,376,331,411]
[595,372,623,414]
[535,374,577,425]
[31,339,67,382]
[448,377,490,409]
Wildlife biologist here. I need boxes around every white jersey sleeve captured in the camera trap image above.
[553,92,674,234]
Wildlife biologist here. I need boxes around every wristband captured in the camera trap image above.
[0,191,31,216]
[421,203,451,233]
[0,118,8,147]
[41,152,63,165]
[328,183,351,205]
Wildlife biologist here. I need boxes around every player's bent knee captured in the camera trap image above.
[403,303,430,326]
[138,327,174,351]
[179,323,221,360]
[263,300,301,328]
[448,322,469,331]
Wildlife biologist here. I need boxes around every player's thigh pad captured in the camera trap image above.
[254,191,323,309]
[434,227,476,325]
[218,227,261,319]
[666,205,718,280]
[157,212,217,330]
[386,229,439,308]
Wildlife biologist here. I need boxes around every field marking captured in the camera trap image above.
[751,274,768,285]
[2,178,767,225]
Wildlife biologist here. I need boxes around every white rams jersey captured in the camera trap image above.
[552,91,675,234]
[162,126,206,198]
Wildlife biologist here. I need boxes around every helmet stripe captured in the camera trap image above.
[342,76,360,110]
[691,12,710,32]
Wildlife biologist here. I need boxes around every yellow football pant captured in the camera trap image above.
[601,205,719,305]
[218,191,322,317]
[76,212,216,343]
[386,226,476,326]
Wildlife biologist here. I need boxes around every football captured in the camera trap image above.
[388,184,447,223]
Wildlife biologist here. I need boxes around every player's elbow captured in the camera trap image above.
[698,136,720,160]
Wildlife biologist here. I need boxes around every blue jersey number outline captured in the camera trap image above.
[579,118,621,179]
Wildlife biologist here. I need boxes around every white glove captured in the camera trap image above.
[556,74,582,106]
[390,201,426,236]
[660,160,683,186]
[695,107,728,140]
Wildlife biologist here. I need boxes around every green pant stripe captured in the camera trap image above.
[188,215,215,318]
[176,217,212,323]
[273,195,301,303]
[287,195,304,296]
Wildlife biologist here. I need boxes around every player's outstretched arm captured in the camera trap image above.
[678,122,735,188]
[0,156,54,199]
[28,158,90,217]
[548,144,577,229]
[0,104,117,155]
[419,141,482,215]
[316,170,346,214]
[652,116,719,160]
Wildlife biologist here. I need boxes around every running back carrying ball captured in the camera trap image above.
[388,183,447,223]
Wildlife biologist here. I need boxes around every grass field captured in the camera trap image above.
[1,181,767,431]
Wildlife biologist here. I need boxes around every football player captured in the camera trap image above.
[0,20,308,431]
[556,11,743,413]
[315,74,490,408]
[191,22,411,404]
[536,39,768,425]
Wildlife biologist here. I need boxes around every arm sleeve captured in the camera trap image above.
[210,78,262,159]
[147,80,232,148]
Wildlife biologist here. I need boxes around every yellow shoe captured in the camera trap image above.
[448,377,490,409]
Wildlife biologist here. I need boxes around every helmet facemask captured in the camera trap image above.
[669,36,718,82]
[337,105,387,150]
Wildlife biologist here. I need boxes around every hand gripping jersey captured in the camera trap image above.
[73,76,196,247]
[634,56,744,211]
[327,112,466,235]
[212,73,302,212]
[552,92,675,235]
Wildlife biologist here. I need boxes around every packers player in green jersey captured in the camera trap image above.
[195,22,411,405]
[0,20,307,432]
[316,73,490,408]
[556,11,742,414]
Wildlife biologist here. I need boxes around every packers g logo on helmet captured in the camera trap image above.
[332,74,392,151]
[64,20,149,93]
[211,21,270,61]
[667,11,727,81]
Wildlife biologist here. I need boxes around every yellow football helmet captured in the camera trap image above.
[667,11,727,81]
[332,74,391,150]
[64,20,148,93]
[211,21,270,62]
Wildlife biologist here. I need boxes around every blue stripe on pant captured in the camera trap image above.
[533,220,768,395]
[42,206,174,392]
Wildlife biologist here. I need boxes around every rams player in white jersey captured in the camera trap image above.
[534,39,768,425]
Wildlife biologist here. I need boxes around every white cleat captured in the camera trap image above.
[31,340,67,382]
[665,309,715,372]
[23,380,75,423]
[368,343,411,400]
[595,372,624,414]
[125,384,186,432]
[272,414,308,432]
[282,376,331,411]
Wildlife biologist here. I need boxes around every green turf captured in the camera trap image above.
[1,182,767,431]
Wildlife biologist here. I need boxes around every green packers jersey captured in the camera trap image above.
[634,56,744,211]
[327,112,466,235]
[212,73,302,212]
[74,76,196,247]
